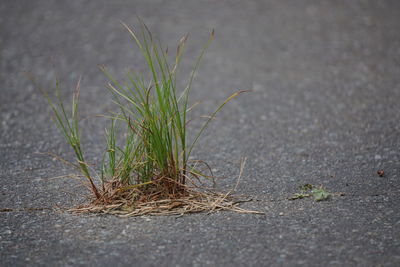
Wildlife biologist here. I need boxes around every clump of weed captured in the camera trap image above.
[41,21,261,216]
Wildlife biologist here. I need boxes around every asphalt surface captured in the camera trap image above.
[1,1,400,266]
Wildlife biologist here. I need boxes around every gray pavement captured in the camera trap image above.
[1,1,400,266]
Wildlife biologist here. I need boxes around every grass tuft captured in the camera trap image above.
[41,21,261,216]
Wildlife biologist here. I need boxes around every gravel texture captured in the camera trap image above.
[1,0,400,266]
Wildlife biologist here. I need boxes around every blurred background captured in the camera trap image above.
[1,0,400,197]
[2,0,400,193]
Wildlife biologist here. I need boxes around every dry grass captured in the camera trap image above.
[69,188,260,217]
[68,159,263,217]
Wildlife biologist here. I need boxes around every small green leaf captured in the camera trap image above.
[311,187,331,201]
